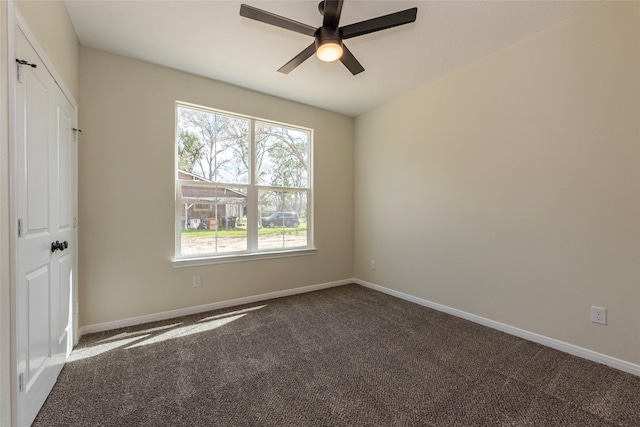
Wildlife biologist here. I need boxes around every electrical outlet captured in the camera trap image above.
[370,260,376,270]
[591,306,606,325]
[193,275,202,288]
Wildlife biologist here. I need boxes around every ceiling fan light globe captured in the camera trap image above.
[316,42,343,62]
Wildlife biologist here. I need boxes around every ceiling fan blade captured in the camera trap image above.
[340,45,364,75]
[278,43,317,74]
[341,7,417,40]
[240,4,316,37]
[322,0,344,28]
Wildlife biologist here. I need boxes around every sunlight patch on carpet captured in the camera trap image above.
[67,305,268,362]
[126,314,249,349]
[97,323,182,343]
[68,336,150,362]
[198,305,267,322]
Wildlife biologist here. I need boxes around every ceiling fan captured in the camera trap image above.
[239,1,418,75]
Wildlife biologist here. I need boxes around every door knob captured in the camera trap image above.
[51,241,69,252]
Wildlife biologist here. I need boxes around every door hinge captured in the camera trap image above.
[18,219,23,237]
[16,59,37,68]
[16,59,36,83]
[73,217,77,229]
[19,373,24,392]
[72,128,81,142]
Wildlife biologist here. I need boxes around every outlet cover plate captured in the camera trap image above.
[591,306,606,325]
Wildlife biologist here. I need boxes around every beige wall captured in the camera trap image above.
[78,47,354,327]
[354,1,640,365]
[2,0,79,423]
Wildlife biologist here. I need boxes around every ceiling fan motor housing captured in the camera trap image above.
[315,26,343,61]
[315,26,342,49]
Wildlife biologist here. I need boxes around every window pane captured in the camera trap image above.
[177,106,250,184]
[180,182,247,254]
[258,189,307,250]
[255,121,309,188]
[176,102,313,261]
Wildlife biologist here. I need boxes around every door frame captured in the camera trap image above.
[1,1,15,426]
[8,6,79,425]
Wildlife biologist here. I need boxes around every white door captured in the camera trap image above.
[15,27,76,427]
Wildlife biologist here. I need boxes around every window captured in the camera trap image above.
[174,102,313,264]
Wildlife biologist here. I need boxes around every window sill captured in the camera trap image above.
[172,247,317,268]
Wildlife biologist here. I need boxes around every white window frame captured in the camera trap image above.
[172,101,315,268]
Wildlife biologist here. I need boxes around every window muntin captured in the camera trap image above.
[176,103,312,260]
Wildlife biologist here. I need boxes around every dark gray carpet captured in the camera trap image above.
[34,284,640,426]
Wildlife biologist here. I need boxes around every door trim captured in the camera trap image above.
[3,1,16,425]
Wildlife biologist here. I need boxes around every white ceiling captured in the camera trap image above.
[64,0,596,117]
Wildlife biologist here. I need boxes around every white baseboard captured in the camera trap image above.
[79,277,640,377]
[354,279,640,378]
[79,279,352,336]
